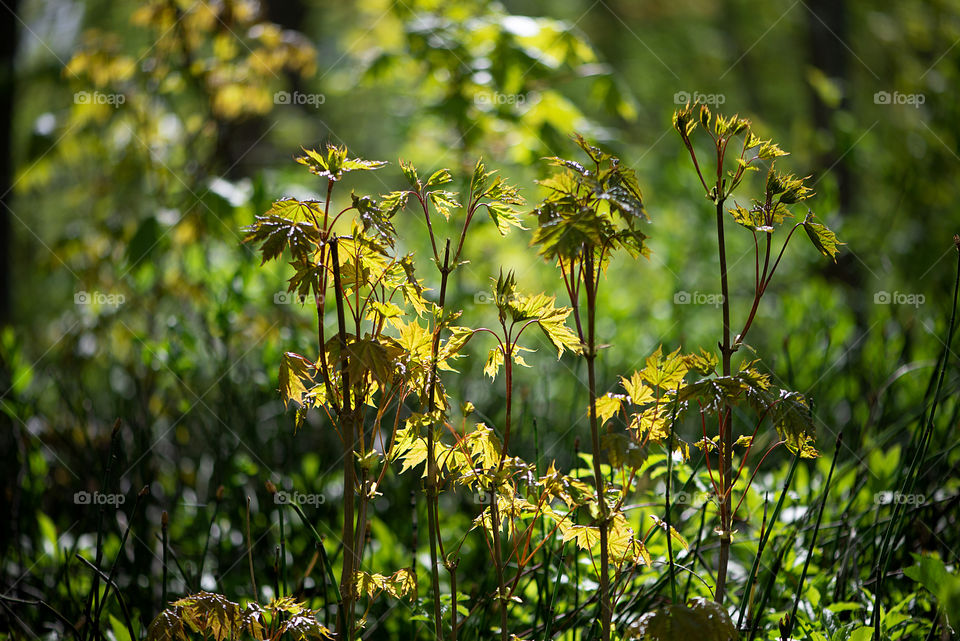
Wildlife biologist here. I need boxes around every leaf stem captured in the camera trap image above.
[331,237,357,641]
[426,240,452,641]
[714,189,734,605]
[583,249,612,641]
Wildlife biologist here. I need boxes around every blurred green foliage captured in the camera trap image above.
[2,0,959,639]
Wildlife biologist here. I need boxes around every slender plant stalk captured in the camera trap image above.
[542,541,567,641]
[574,438,581,641]
[84,418,121,641]
[683,504,708,602]
[872,235,960,640]
[74,554,136,641]
[673,107,823,606]
[532,417,551,635]
[154,534,193,594]
[331,237,357,641]
[354,467,371,584]
[93,487,146,626]
[288,501,341,605]
[410,490,419,641]
[425,241,452,641]
[314,182,341,420]
[449,556,459,641]
[196,486,222,590]
[488,501,506,639]
[783,432,842,639]
[351,238,375,594]
[279,498,287,598]
[490,350,514,641]
[665,407,677,603]
[273,546,280,603]
[714,193,734,605]
[162,510,170,608]
[737,454,800,629]
[582,251,611,641]
[746,532,794,641]
[0,595,80,641]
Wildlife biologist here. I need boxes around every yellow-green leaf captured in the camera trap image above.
[802,211,844,262]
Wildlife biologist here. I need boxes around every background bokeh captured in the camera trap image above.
[1,0,958,638]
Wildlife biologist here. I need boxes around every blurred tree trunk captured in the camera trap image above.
[265,0,307,30]
[805,1,864,293]
[0,0,16,570]
[213,0,309,177]
[805,0,872,438]
[724,0,763,114]
[806,0,852,214]
[0,0,17,326]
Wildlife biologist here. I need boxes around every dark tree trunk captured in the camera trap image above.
[806,0,852,214]
[0,0,16,577]
[264,0,307,30]
[213,0,309,177]
[724,0,764,114]
[0,0,18,326]
[804,0,872,449]
[805,0,864,296]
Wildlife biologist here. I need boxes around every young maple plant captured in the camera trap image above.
[244,145,434,640]
[670,102,843,605]
[473,269,580,641]
[377,156,528,640]
[245,144,561,640]
[232,114,843,640]
[530,134,651,641]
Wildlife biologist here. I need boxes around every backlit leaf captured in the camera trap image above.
[279,352,315,409]
[243,209,321,264]
[802,211,844,262]
[297,145,386,181]
[426,168,453,188]
[595,393,622,427]
[484,347,505,380]
[428,190,461,220]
